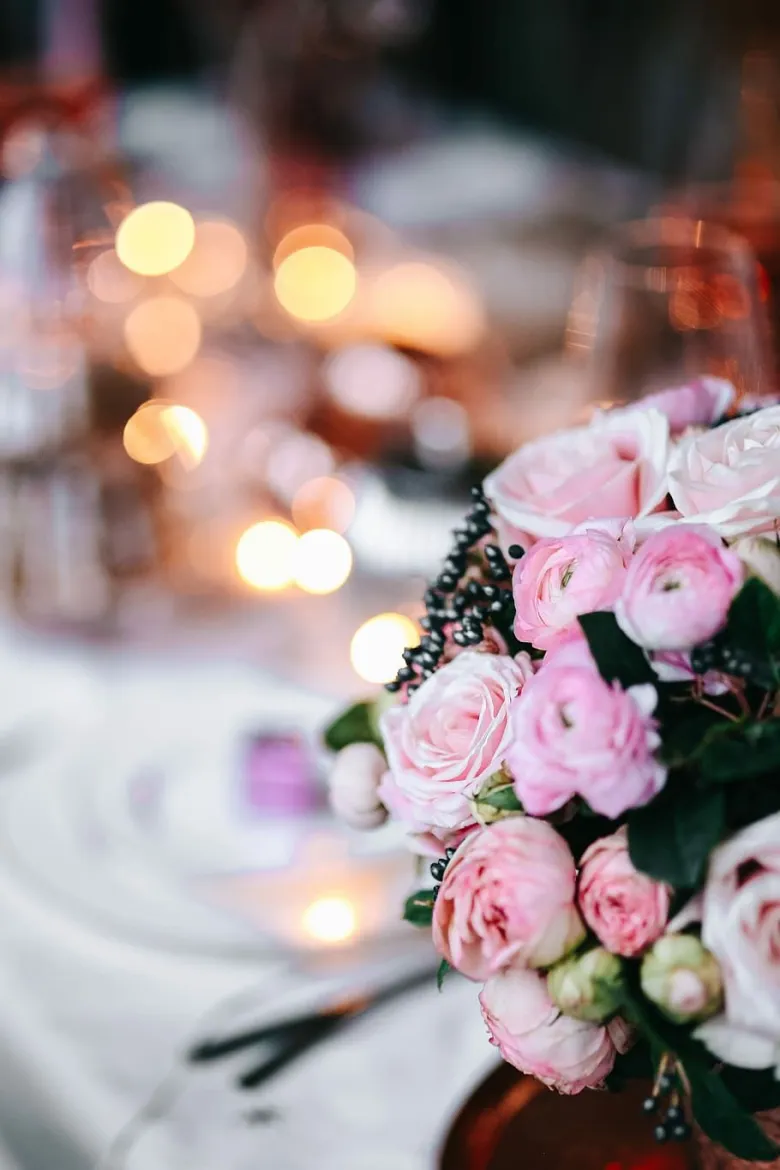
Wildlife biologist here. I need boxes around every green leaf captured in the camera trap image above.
[628,782,724,888]
[622,976,780,1162]
[692,578,780,689]
[436,959,451,991]
[403,890,436,927]
[721,1067,780,1115]
[700,720,780,783]
[480,785,523,812]
[324,701,383,753]
[690,1064,780,1161]
[659,708,733,768]
[578,611,656,689]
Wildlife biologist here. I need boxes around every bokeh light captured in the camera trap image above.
[15,333,82,390]
[301,896,356,944]
[123,402,177,465]
[350,613,420,684]
[323,344,421,419]
[272,224,354,270]
[274,246,357,323]
[169,219,248,297]
[2,122,46,178]
[124,296,202,376]
[266,431,335,503]
[122,401,208,467]
[293,530,352,595]
[162,404,209,468]
[236,520,298,592]
[87,248,145,303]
[370,260,485,355]
[291,477,355,533]
[115,201,196,277]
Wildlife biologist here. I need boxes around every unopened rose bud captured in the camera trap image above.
[733,536,780,596]
[328,742,388,830]
[640,934,723,1025]
[547,947,624,1023]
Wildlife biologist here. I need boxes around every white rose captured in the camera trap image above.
[328,742,388,830]
[669,406,780,539]
[695,814,780,1074]
[483,407,670,546]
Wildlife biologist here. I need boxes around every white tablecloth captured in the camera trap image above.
[0,632,494,1170]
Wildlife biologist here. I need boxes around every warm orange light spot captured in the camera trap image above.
[169,219,248,297]
[302,896,356,943]
[274,247,357,322]
[124,296,201,376]
[350,613,420,684]
[122,401,208,467]
[272,224,354,270]
[369,260,485,356]
[293,529,352,594]
[116,202,195,277]
[236,520,299,591]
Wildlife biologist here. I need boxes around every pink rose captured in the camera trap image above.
[378,651,534,835]
[695,814,780,1071]
[328,742,388,830]
[512,528,629,652]
[615,526,742,652]
[479,966,630,1093]
[579,827,669,957]
[432,819,584,980]
[669,405,780,539]
[635,377,735,434]
[483,407,670,546]
[505,640,666,819]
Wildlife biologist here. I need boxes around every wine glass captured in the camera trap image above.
[566,216,773,408]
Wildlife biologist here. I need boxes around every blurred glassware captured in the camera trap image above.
[567,216,772,406]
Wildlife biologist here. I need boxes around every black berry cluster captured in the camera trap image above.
[429,847,457,899]
[385,486,522,696]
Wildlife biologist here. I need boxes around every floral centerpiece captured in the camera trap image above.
[325,379,780,1163]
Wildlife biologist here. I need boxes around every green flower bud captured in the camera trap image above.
[547,947,624,1022]
[641,934,723,1025]
[469,769,523,826]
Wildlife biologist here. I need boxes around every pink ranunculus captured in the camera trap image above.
[483,406,671,546]
[328,743,388,830]
[695,813,780,1072]
[378,651,534,836]
[579,827,669,958]
[432,819,584,981]
[669,405,780,539]
[615,525,743,652]
[635,377,735,434]
[512,527,630,652]
[505,640,666,819]
[479,966,629,1093]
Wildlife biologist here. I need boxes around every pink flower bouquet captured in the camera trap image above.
[325,380,780,1162]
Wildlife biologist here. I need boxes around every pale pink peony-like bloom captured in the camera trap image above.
[695,813,780,1073]
[432,818,584,981]
[328,742,388,830]
[378,651,533,836]
[512,527,630,652]
[505,640,666,819]
[579,827,669,958]
[634,377,735,434]
[669,405,780,539]
[483,406,670,547]
[479,966,631,1094]
[615,525,742,652]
